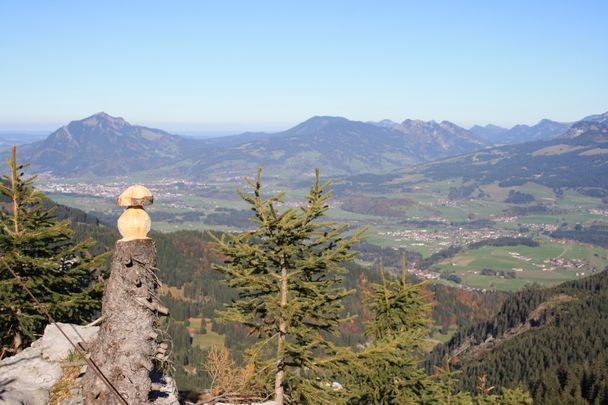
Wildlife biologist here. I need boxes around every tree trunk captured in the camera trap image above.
[83,239,165,404]
[9,145,19,234]
[275,257,288,405]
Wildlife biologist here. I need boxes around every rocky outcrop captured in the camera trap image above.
[0,322,179,405]
[0,323,94,404]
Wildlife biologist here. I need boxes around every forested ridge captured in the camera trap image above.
[48,199,506,393]
[7,164,605,402]
[46,197,608,404]
[427,270,608,404]
[17,170,595,402]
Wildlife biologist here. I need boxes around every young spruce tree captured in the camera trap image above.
[336,257,436,404]
[212,168,365,404]
[0,146,105,354]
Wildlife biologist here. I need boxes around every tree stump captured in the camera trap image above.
[83,238,166,404]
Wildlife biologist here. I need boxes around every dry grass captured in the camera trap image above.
[201,345,262,404]
[159,284,186,299]
[49,365,81,405]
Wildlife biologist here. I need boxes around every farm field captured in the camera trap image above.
[433,240,608,291]
[44,174,608,292]
[187,317,225,350]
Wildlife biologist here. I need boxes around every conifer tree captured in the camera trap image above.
[335,256,437,404]
[331,257,534,405]
[212,168,365,404]
[0,146,105,353]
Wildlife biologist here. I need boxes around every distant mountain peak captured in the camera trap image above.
[583,111,608,125]
[306,115,350,123]
[289,116,352,132]
[90,111,117,119]
[79,112,127,128]
[401,118,425,125]
[482,124,507,130]
[19,113,185,176]
[369,119,399,128]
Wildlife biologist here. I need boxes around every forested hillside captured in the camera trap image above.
[419,120,608,195]
[426,270,608,404]
[51,199,506,392]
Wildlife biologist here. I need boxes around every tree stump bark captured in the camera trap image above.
[83,238,165,404]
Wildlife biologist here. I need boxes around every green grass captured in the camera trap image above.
[326,207,381,221]
[559,190,603,208]
[188,317,203,332]
[47,174,608,294]
[192,331,225,350]
[152,221,243,233]
[48,193,116,212]
[428,325,458,344]
[434,240,608,291]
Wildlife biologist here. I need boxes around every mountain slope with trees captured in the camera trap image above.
[416,115,608,195]
[426,269,608,404]
[36,177,507,394]
[186,116,490,179]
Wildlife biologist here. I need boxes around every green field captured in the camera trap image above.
[192,331,225,350]
[186,316,225,350]
[47,174,608,293]
[48,193,116,212]
[434,240,608,291]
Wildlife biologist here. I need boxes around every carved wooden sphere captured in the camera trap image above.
[117,207,151,241]
[116,185,154,241]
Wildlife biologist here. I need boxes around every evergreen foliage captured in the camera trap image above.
[334,258,435,404]
[211,170,531,404]
[164,317,210,391]
[0,146,106,353]
[319,258,532,405]
[427,269,608,404]
[212,168,365,404]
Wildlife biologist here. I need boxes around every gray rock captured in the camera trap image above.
[0,322,178,405]
[0,342,62,393]
[0,389,50,405]
[150,374,180,405]
[0,323,97,405]
[37,323,99,362]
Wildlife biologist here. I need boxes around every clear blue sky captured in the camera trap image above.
[1,1,606,132]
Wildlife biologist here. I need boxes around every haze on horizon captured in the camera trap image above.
[1,1,606,133]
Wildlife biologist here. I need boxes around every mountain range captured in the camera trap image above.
[408,112,608,196]
[8,110,607,180]
[470,119,571,144]
[13,113,490,178]
[187,116,491,179]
